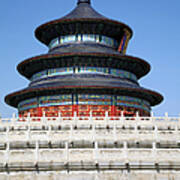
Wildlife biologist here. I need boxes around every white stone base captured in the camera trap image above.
[1,171,180,180]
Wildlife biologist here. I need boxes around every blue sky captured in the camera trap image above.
[0,0,180,117]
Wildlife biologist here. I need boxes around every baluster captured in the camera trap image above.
[152,142,157,163]
[6,142,10,165]
[93,141,98,163]
[35,141,39,164]
[65,141,69,163]
[165,112,169,122]
[123,141,128,163]
[11,113,16,126]
[113,122,117,142]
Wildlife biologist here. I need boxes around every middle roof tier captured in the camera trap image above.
[17,53,150,80]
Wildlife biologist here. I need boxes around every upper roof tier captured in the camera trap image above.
[63,0,105,19]
[35,0,133,46]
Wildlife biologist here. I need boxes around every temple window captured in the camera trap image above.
[30,67,137,82]
[48,34,119,49]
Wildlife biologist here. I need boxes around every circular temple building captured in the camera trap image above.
[5,0,163,118]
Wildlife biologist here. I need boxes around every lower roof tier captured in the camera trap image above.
[17,53,150,80]
[5,85,163,109]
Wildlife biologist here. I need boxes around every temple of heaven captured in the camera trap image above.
[5,0,163,117]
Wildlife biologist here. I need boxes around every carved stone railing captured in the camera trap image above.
[0,114,180,143]
[0,141,179,172]
[0,112,180,127]
[0,113,180,173]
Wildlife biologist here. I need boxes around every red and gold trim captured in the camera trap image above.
[19,105,150,118]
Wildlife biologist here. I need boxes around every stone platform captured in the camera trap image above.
[0,114,180,179]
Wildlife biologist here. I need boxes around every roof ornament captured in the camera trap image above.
[77,0,91,5]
